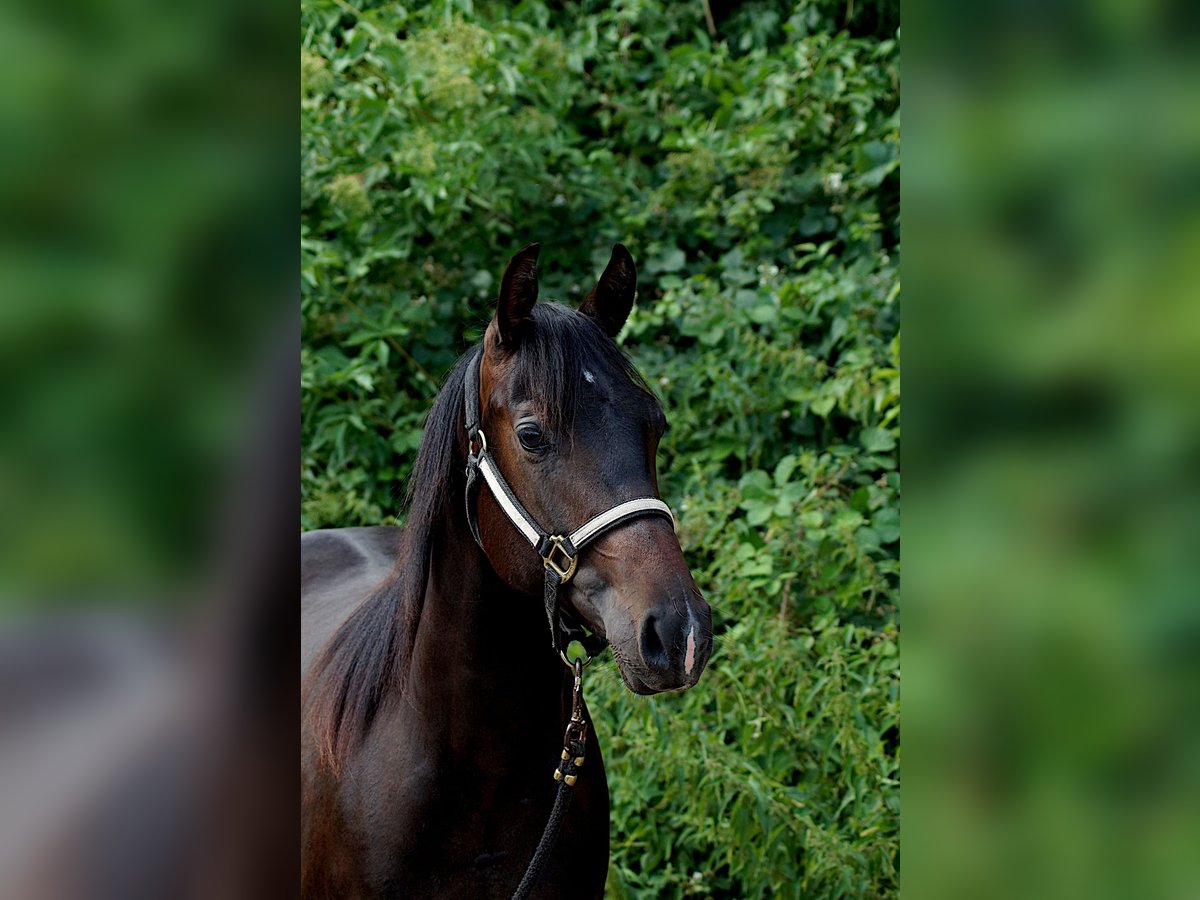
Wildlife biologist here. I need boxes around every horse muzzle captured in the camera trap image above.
[612,596,712,694]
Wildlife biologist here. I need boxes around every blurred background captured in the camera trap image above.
[301,1,898,897]
[904,0,1200,897]
[0,0,294,893]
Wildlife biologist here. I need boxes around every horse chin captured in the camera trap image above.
[605,644,653,695]
[618,669,657,696]
[611,652,696,696]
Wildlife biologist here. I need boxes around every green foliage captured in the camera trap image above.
[302,0,898,896]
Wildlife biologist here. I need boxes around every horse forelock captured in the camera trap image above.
[498,302,657,434]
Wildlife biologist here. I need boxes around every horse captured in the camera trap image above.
[301,243,713,899]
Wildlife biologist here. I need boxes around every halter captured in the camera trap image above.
[462,346,674,659]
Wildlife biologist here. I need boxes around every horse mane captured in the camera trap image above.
[305,302,656,774]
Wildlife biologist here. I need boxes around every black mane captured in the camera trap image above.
[306,302,656,772]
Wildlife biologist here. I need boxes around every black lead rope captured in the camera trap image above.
[460,347,675,898]
[510,659,589,900]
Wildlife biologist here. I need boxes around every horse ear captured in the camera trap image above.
[495,242,540,347]
[580,244,637,338]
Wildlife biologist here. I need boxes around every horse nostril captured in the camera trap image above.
[638,614,673,672]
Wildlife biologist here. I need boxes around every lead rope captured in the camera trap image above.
[511,657,589,900]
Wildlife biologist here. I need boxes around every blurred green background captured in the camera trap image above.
[0,0,293,602]
[301,0,899,896]
[904,1,1200,898]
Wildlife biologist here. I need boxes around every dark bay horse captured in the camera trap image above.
[301,244,713,899]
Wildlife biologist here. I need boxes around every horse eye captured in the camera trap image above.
[516,423,546,452]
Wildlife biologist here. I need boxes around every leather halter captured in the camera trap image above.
[462,346,674,657]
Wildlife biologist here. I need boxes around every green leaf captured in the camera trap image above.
[773,454,798,486]
[748,304,778,325]
[860,427,896,453]
[656,247,686,272]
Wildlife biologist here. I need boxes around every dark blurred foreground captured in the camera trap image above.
[905,1,1200,897]
[0,0,295,894]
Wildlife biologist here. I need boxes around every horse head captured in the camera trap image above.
[472,243,713,694]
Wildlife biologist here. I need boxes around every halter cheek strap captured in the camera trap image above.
[462,347,675,656]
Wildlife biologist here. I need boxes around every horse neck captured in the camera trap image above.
[404,512,568,755]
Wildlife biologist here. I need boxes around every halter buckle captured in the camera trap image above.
[467,428,487,456]
[542,535,578,583]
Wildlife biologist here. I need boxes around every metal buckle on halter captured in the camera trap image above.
[542,535,578,583]
[467,428,487,457]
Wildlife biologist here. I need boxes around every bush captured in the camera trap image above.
[301,1,898,896]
